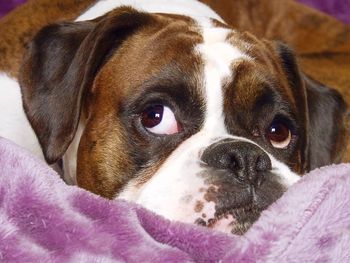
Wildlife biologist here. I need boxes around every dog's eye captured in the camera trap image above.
[267,122,291,148]
[141,105,180,135]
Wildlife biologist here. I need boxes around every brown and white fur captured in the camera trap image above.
[0,0,348,234]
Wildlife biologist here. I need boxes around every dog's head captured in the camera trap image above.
[19,7,349,234]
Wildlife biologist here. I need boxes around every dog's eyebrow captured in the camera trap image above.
[123,60,205,110]
[127,83,193,110]
[253,86,276,110]
[253,86,298,121]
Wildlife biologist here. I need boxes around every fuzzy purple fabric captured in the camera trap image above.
[0,0,26,18]
[297,0,350,24]
[1,136,350,262]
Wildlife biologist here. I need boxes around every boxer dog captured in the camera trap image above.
[0,0,348,234]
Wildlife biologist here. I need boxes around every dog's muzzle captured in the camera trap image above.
[198,138,283,234]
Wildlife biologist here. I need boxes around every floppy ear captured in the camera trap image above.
[275,42,309,172]
[304,75,349,170]
[276,42,349,172]
[19,7,151,164]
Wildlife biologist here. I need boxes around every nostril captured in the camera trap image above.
[216,153,239,171]
[256,153,272,171]
[229,155,238,170]
[226,154,240,170]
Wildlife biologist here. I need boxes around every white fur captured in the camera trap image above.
[76,0,223,22]
[62,120,85,185]
[118,131,218,224]
[198,26,250,135]
[0,73,43,160]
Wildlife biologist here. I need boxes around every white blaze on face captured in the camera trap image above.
[117,21,300,233]
[198,26,249,135]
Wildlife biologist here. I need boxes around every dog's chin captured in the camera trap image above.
[193,169,287,235]
[195,205,261,235]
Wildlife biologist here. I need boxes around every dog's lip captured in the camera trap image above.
[212,185,262,211]
[195,211,237,233]
[195,203,262,235]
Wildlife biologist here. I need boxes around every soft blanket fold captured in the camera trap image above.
[0,137,350,262]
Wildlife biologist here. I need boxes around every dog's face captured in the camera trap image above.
[19,7,349,234]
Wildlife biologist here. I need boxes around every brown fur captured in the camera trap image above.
[76,12,204,198]
[222,40,307,173]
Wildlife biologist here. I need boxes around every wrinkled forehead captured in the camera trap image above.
[96,12,288,108]
[97,15,232,92]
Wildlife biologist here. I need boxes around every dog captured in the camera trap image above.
[0,0,348,234]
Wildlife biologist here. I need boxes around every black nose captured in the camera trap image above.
[201,140,272,185]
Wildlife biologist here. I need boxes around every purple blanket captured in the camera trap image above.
[1,1,350,262]
[1,137,350,262]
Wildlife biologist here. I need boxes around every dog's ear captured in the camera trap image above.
[275,42,309,172]
[275,42,349,172]
[303,75,349,170]
[19,7,152,164]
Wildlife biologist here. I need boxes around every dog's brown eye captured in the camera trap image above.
[141,105,163,128]
[141,105,180,135]
[267,122,291,149]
